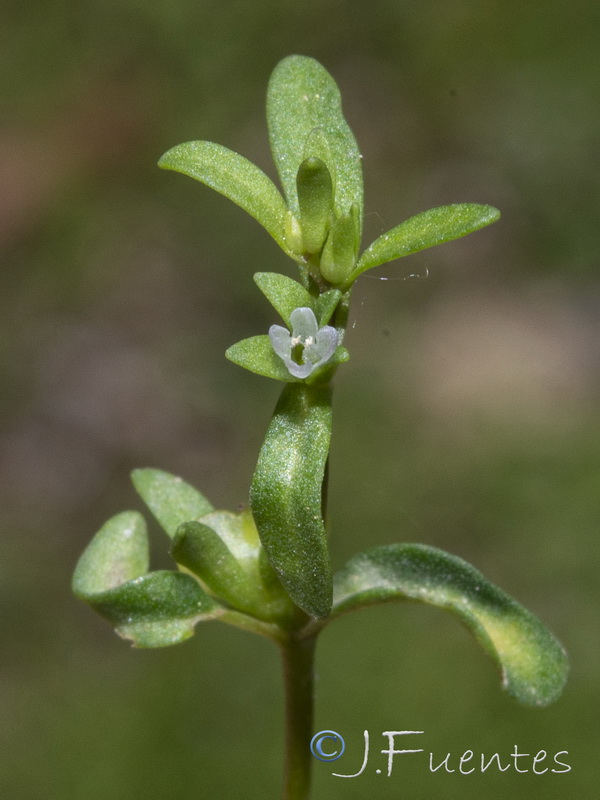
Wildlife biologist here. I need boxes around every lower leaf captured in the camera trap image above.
[250,384,333,618]
[332,544,568,706]
[86,571,223,648]
[73,512,223,647]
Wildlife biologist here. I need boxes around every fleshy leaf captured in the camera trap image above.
[303,127,335,183]
[226,335,301,382]
[332,544,568,706]
[194,509,261,563]
[73,511,149,595]
[73,512,222,647]
[131,468,214,539]
[296,157,334,254]
[197,510,293,622]
[158,141,293,256]
[173,512,294,622]
[250,384,333,618]
[87,571,221,647]
[314,289,341,326]
[351,204,501,284]
[172,521,247,607]
[320,211,358,285]
[267,55,363,231]
[253,272,314,326]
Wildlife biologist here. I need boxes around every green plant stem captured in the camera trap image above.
[333,289,352,333]
[220,608,287,644]
[280,634,317,800]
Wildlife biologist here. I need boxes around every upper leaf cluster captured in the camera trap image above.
[159,55,499,296]
[159,56,498,385]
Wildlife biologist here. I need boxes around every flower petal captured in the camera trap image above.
[268,324,292,360]
[290,307,319,341]
[286,361,314,379]
[303,326,336,367]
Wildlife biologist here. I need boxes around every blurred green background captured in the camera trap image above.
[1,0,598,797]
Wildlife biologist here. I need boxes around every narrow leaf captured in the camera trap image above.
[226,335,301,382]
[131,468,213,539]
[198,510,295,621]
[172,521,247,608]
[332,544,568,706]
[320,212,358,285]
[296,157,334,254]
[351,204,501,283]
[314,289,341,326]
[250,384,333,618]
[267,56,363,229]
[254,272,314,326]
[158,141,293,256]
[173,513,294,622]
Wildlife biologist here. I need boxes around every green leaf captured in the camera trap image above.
[226,335,301,382]
[172,521,247,606]
[267,56,363,230]
[314,289,341,326]
[296,157,334,254]
[88,571,221,648]
[303,127,334,181]
[173,512,294,622]
[73,512,222,647]
[320,211,358,285]
[73,511,149,595]
[131,468,213,539]
[193,509,262,563]
[351,204,501,284]
[253,272,314,326]
[250,384,333,618]
[332,544,568,706]
[201,510,294,621]
[158,141,294,256]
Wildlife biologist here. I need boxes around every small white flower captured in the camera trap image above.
[269,307,338,379]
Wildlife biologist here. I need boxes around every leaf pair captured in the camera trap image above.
[72,469,293,647]
[72,465,569,707]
